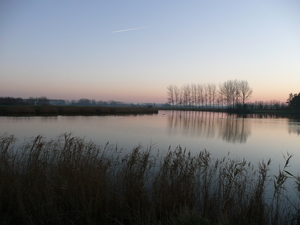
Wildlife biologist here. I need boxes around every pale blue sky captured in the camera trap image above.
[1,0,300,103]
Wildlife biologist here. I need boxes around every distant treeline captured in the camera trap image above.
[0,96,61,106]
[0,105,158,116]
[0,97,162,107]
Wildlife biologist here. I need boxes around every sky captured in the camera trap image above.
[1,0,300,103]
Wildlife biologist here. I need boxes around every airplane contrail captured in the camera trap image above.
[113,26,150,33]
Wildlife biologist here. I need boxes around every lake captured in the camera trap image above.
[1,110,300,174]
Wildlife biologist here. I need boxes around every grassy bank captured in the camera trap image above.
[1,134,300,225]
[0,105,158,116]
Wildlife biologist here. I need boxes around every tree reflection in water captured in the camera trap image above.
[167,111,251,144]
[288,118,300,135]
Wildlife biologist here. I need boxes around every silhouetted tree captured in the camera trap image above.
[203,84,208,107]
[286,92,300,110]
[219,79,252,108]
[37,96,49,105]
[174,85,180,107]
[219,80,236,107]
[207,83,216,107]
[238,80,253,106]
[191,84,197,107]
[182,84,191,107]
[78,98,91,106]
[211,83,217,108]
[167,85,175,107]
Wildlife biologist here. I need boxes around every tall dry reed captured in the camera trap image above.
[0,133,299,225]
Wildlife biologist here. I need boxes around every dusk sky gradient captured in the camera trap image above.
[1,1,300,103]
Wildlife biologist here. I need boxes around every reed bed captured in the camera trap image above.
[0,133,299,225]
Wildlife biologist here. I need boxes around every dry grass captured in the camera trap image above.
[0,133,299,225]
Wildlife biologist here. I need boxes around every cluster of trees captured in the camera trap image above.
[0,97,156,107]
[0,96,51,106]
[167,79,253,108]
[0,97,126,106]
[70,99,131,106]
[247,100,287,110]
[286,92,300,111]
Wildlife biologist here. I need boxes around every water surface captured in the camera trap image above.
[1,110,300,173]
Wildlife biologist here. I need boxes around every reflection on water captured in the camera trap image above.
[1,112,300,176]
[166,111,251,144]
[288,119,300,135]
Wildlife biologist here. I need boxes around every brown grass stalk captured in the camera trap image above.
[0,133,299,225]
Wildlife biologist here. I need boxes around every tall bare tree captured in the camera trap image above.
[207,83,217,107]
[211,83,217,108]
[191,84,197,107]
[174,85,180,107]
[207,83,212,107]
[233,79,240,106]
[203,84,208,107]
[182,84,191,107]
[197,84,204,107]
[167,85,175,107]
[219,80,236,106]
[238,80,253,106]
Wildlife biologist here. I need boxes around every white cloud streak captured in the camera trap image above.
[113,26,150,33]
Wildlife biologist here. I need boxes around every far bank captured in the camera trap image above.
[0,105,158,116]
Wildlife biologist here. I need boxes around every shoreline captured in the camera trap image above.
[0,105,158,116]
[0,105,299,117]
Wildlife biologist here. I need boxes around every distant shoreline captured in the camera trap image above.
[0,105,299,116]
[0,105,158,116]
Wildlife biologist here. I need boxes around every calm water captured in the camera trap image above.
[1,110,300,173]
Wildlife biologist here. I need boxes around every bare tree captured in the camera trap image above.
[182,84,191,107]
[238,80,253,106]
[197,84,204,107]
[191,84,197,107]
[167,85,175,107]
[233,79,240,106]
[207,83,217,108]
[174,85,180,107]
[207,83,212,107]
[211,83,217,108]
[181,85,187,107]
[203,84,208,107]
[179,86,184,107]
[219,80,236,106]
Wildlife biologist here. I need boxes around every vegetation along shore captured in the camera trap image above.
[1,133,300,225]
[0,105,158,116]
[1,88,300,116]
